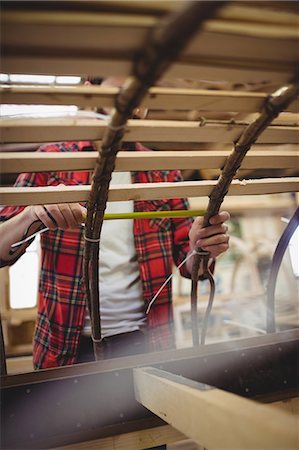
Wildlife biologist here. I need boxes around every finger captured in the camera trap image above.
[203,242,230,258]
[197,233,230,251]
[193,216,204,227]
[70,204,85,225]
[56,204,82,229]
[195,223,229,239]
[209,211,230,225]
[33,205,59,230]
[45,204,68,229]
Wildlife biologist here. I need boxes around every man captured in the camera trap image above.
[0,79,230,369]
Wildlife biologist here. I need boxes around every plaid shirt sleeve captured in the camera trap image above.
[0,142,70,222]
[0,142,91,369]
[0,168,51,266]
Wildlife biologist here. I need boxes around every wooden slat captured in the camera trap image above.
[1,150,298,174]
[2,10,298,61]
[133,367,297,450]
[1,119,298,144]
[1,55,294,86]
[2,1,298,25]
[1,85,298,113]
[219,3,299,26]
[0,178,298,206]
[51,425,189,450]
[2,2,297,84]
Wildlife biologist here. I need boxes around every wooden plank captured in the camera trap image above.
[1,2,297,84]
[2,10,298,62]
[219,3,299,26]
[49,396,299,449]
[6,356,34,375]
[0,178,298,206]
[1,150,298,174]
[1,118,298,144]
[1,85,298,113]
[2,1,298,26]
[133,367,297,450]
[1,330,298,449]
[51,424,189,450]
[1,55,293,86]
[271,397,299,417]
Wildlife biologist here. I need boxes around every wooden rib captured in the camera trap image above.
[219,3,299,26]
[133,367,297,450]
[1,150,298,174]
[2,10,298,57]
[0,178,298,206]
[2,85,298,113]
[2,3,297,85]
[204,20,298,39]
[2,54,294,85]
[1,118,298,144]
[2,1,298,26]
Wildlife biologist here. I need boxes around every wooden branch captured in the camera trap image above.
[133,367,297,449]
[0,310,7,376]
[81,1,226,358]
[190,80,299,347]
[266,206,299,333]
[1,150,298,174]
[1,118,298,144]
[1,178,298,206]
[201,83,299,229]
[2,85,298,113]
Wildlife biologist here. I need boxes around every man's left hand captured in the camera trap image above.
[189,211,230,259]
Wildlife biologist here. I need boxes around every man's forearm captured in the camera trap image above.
[0,207,40,264]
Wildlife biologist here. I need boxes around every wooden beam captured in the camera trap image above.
[2,10,298,60]
[1,55,293,85]
[219,3,299,26]
[1,2,297,84]
[1,150,298,174]
[1,118,298,144]
[0,178,298,206]
[133,367,297,450]
[1,85,298,114]
[51,424,190,450]
[50,396,299,449]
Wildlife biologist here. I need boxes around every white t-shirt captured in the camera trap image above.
[82,172,146,337]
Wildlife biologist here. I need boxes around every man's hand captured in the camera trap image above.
[29,203,85,230]
[189,211,230,259]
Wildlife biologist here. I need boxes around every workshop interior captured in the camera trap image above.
[0,1,298,449]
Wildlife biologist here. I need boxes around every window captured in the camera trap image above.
[9,237,40,309]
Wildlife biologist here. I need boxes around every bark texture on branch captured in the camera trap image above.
[191,79,299,346]
[83,1,225,359]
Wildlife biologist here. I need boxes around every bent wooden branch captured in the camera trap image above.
[191,79,299,347]
[83,1,226,358]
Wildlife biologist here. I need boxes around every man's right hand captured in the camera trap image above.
[29,203,86,230]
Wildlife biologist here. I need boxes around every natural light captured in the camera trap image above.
[9,237,40,309]
[1,73,81,309]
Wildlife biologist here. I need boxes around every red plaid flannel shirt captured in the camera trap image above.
[0,141,193,369]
